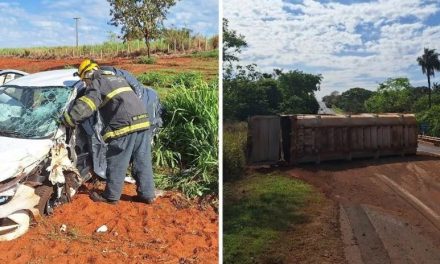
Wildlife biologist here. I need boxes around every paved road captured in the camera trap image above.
[418,141,440,155]
[318,101,336,115]
[292,156,440,264]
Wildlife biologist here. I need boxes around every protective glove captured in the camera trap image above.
[60,111,76,127]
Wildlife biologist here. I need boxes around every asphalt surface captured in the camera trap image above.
[318,101,336,115]
[418,141,440,155]
[292,150,440,263]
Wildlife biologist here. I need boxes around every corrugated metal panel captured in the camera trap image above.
[248,114,418,165]
[288,114,418,164]
[248,116,281,164]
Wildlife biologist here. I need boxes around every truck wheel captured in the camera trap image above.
[35,185,54,215]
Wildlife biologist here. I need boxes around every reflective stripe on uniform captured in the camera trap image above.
[63,111,75,127]
[78,96,97,111]
[101,70,115,76]
[100,86,132,107]
[102,121,150,141]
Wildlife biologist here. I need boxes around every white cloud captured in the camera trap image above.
[166,0,218,35]
[0,0,217,48]
[224,0,440,98]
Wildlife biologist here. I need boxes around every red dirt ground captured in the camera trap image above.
[0,183,218,264]
[288,154,440,261]
[0,56,218,78]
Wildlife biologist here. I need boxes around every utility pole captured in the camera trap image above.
[73,17,80,47]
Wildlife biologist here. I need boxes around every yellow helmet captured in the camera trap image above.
[77,59,98,79]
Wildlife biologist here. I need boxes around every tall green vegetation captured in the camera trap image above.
[222,19,322,181]
[224,68,321,121]
[223,18,247,64]
[152,79,218,197]
[138,71,205,89]
[108,0,179,57]
[223,19,321,121]
[322,76,440,136]
[323,88,374,113]
[223,123,247,181]
[364,78,413,113]
[417,48,440,108]
[0,34,218,59]
[277,70,321,114]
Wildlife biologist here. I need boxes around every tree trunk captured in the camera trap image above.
[144,31,151,58]
[428,73,432,109]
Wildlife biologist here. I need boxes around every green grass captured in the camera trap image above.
[224,172,313,264]
[134,68,218,198]
[331,106,345,114]
[137,71,205,89]
[152,79,218,197]
[189,49,219,58]
[223,122,247,181]
[136,55,157,64]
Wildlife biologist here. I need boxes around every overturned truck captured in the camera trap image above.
[248,114,418,165]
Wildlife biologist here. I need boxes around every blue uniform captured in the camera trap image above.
[99,66,162,201]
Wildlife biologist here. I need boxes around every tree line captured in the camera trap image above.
[322,48,440,136]
[223,19,322,121]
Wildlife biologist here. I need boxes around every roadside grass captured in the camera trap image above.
[137,71,205,89]
[133,64,218,198]
[223,172,315,264]
[136,55,157,64]
[152,78,218,198]
[188,49,218,59]
[332,106,345,114]
[223,122,247,181]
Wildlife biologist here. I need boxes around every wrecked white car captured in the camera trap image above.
[0,69,96,241]
[0,69,28,85]
[0,68,162,241]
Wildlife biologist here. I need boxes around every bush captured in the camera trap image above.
[172,72,204,87]
[138,72,171,88]
[137,55,157,64]
[137,71,204,89]
[417,105,440,136]
[190,49,218,58]
[223,122,247,181]
[152,79,218,197]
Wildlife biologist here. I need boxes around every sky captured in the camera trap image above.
[224,0,440,99]
[0,0,218,48]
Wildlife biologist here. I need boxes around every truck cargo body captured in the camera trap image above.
[248,114,418,165]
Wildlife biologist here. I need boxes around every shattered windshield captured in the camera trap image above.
[0,85,72,138]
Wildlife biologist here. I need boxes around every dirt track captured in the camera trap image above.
[0,183,218,264]
[289,150,440,263]
[0,56,218,78]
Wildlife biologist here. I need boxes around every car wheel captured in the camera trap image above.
[0,210,31,241]
[35,185,54,215]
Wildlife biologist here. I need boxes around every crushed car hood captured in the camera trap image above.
[0,136,53,182]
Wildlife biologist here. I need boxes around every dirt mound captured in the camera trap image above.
[0,184,218,264]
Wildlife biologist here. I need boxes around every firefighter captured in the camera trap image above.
[62,59,155,204]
